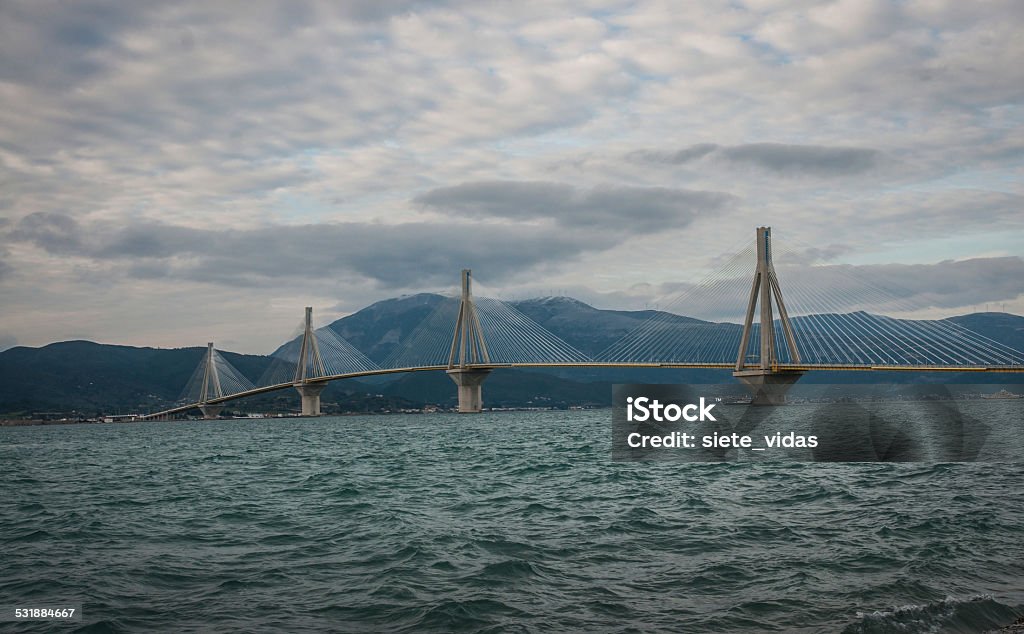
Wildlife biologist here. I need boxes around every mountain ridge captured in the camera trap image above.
[2,295,1022,414]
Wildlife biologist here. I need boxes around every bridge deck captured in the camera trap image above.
[139,361,1024,420]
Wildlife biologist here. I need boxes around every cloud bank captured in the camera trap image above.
[0,0,1021,351]
[632,143,883,176]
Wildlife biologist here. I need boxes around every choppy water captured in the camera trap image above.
[2,409,1023,633]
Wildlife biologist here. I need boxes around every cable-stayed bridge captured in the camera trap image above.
[145,227,1024,419]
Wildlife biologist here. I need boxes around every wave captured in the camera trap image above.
[842,595,1021,634]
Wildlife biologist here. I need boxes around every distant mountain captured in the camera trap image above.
[2,296,1022,416]
[947,312,1024,352]
[322,295,1024,384]
[322,294,716,363]
[0,341,271,414]
[300,293,447,362]
[508,296,706,356]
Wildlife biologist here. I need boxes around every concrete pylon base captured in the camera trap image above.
[733,370,804,406]
[199,404,224,419]
[295,383,327,416]
[446,368,492,413]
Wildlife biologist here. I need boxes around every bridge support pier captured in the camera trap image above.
[733,369,804,406]
[733,227,805,406]
[447,368,491,413]
[296,383,326,416]
[199,404,223,419]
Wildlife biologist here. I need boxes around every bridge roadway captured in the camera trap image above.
[139,362,1024,420]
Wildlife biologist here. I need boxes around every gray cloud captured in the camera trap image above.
[631,143,718,165]
[721,143,882,175]
[11,212,84,253]
[9,179,734,289]
[337,0,459,22]
[633,143,883,176]
[414,181,734,231]
[0,242,11,280]
[5,212,632,289]
[765,257,1024,318]
[813,257,1024,312]
[1,0,1022,351]
[629,256,1024,322]
[777,244,855,266]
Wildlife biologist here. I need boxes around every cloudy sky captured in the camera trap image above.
[1,0,1022,353]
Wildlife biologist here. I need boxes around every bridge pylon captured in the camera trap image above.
[733,227,804,404]
[294,306,328,416]
[446,269,492,413]
[198,342,225,419]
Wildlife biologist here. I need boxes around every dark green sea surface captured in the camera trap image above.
[2,409,1022,632]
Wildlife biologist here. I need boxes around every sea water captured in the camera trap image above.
[2,409,1023,632]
